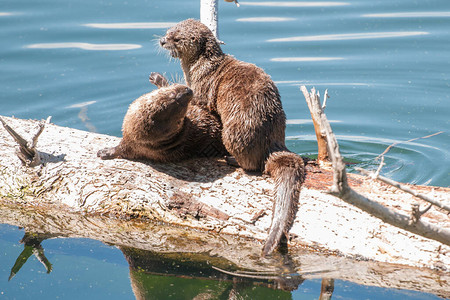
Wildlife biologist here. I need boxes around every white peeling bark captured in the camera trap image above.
[0,116,449,271]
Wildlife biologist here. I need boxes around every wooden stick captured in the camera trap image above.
[300,86,329,163]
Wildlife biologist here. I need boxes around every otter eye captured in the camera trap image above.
[173,38,180,42]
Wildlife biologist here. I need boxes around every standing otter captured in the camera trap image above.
[160,19,305,255]
[97,73,227,162]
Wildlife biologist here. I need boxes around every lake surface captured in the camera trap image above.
[0,0,449,298]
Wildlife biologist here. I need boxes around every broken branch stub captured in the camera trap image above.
[0,116,51,167]
[300,86,329,163]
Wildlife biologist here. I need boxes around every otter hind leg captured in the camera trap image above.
[97,146,121,160]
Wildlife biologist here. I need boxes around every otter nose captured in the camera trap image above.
[159,37,166,46]
[184,87,193,97]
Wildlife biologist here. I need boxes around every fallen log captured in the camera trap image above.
[1,115,449,271]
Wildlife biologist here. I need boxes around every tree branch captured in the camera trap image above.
[356,167,450,213]
[301,86,450,247]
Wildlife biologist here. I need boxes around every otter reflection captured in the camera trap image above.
[8,233,335,299]
[119,246,334,300]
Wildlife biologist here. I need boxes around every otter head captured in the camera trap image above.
[144,84,193,143]
[160,19,223,63]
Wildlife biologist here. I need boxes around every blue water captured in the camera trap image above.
[1,0,449,298]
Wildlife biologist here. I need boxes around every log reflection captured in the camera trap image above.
[119,246,305,300]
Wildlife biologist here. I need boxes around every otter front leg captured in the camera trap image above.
[149,72,169,88]
[97,146,121,160]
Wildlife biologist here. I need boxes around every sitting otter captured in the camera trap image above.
[160,19,305,255]
[97,72,227,162]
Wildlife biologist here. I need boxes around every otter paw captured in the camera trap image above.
[97,147,118,160]
[149,72,169,88]
[225,156,240,168]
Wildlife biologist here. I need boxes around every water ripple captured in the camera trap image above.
[26,42,142,51]
[271,57,344,62]
[267,31,429,42]
[287,119,341,124]
[236,17,296,22]
[66,101,96,109]
[83,22,176,29]
[363,12,450,18]
[287,134,447,185]
[239,2,349,7]
[275,80,371,86]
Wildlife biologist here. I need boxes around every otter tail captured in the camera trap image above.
[262,151,305,256]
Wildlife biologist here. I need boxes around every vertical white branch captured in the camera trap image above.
[200,0,219,39]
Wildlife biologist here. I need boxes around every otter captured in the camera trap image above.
[160,19,305,255]
[97,72,227,162]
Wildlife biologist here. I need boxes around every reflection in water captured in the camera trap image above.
[271,57,343,62]
[120,247,315,300]
[83,22,176,29]
[267,31,429,42]
[8,232,55,281]
[236,17,296,22]
[67,101,97,132]
[319,278,334,300]
[26,42,142,51]
[239,1,349,7]
[8,232,332,300]
[0,12,14,16]
[363,12,450,18]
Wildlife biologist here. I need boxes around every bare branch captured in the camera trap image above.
[356,168,450,213]
[322,89,329,110]
[377,131,443,159]
[300,86,450,247]
[374,156,384,178]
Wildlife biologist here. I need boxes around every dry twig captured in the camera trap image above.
[356,167,450,213]
[377,131,443,159]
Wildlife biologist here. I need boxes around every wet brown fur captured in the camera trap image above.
[161,19,305,255]
[97,76,227,162]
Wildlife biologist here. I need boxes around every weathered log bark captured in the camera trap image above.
[0,116,449,273]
